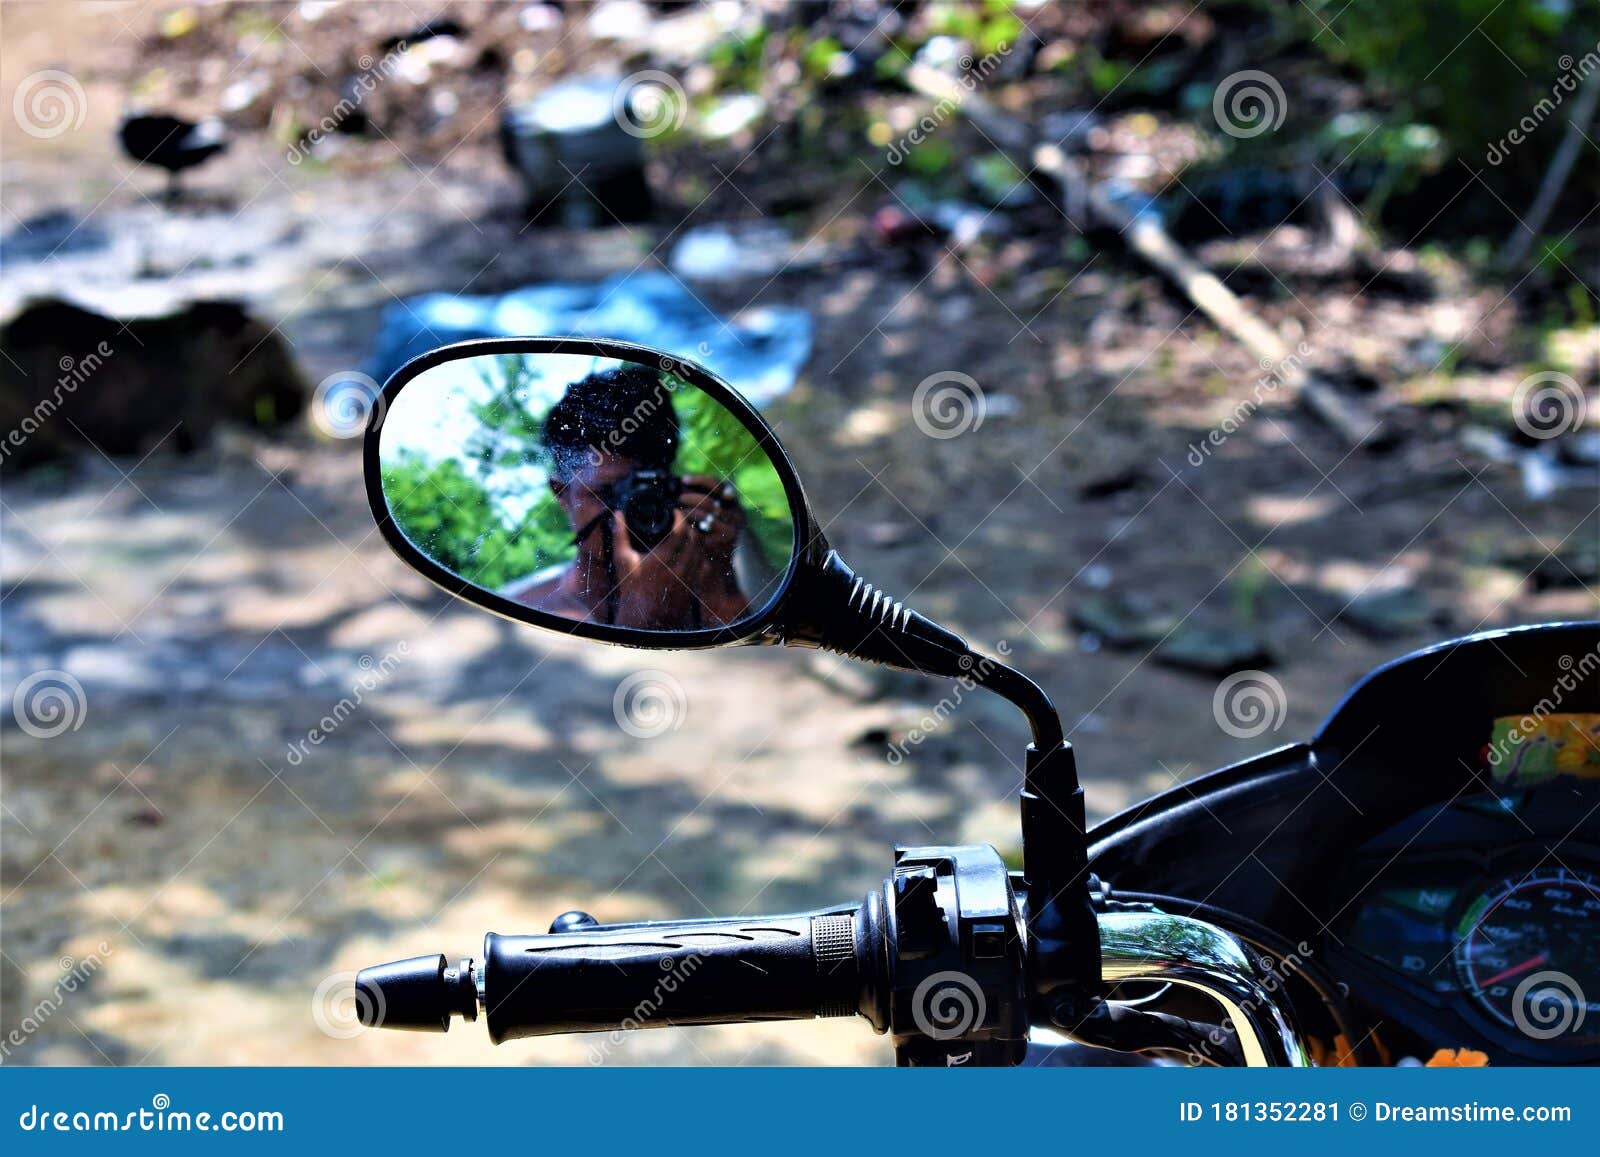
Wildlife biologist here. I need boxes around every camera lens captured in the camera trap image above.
[620,471,678,552]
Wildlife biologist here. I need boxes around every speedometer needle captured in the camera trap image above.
[1477,952,1549,989]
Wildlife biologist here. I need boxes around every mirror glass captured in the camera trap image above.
[378,351,796,634]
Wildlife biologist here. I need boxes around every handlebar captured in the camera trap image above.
[480,908,863,1042]
[357,904,878,1042]
[354,846,1311,1065]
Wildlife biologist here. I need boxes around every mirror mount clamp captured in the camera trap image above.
[775,548,1102,1001]
[776,549,975,681]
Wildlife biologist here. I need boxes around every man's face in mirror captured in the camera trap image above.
[550,451,639,528]
[504,367,751,631]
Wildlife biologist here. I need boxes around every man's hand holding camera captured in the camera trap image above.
[597,472,749,629]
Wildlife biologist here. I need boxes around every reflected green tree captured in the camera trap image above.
[382,452,568,590]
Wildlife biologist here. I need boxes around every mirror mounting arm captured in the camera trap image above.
[777,549,977,681]
[968,667,1103,1009]
[776,548,1103,1006]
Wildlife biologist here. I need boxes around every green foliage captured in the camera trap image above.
[927,0,1023,58]
[382,452,564,591]
[1317,111,1447,215]
[905,137,956,176]
[1293,0,1598,165]
[1085,50,1134,96]
[801,36,846,80]
[707,28,770,93]
[465,354,546,469]
[1090,50,1188,98]
[668,377,795,570]
[383,355,574,590]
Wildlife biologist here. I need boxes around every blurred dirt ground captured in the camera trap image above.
[1,1,1596,1065]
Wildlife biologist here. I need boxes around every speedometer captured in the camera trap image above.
[1453,870,1600,1042]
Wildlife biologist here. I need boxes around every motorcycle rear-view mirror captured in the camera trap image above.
[368,339,801,645]
[367,337,1098,997]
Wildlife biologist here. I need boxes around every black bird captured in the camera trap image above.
[118,113,229,202]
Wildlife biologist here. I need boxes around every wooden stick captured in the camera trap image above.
[905,64,1384,448]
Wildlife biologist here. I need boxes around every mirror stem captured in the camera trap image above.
[970,661,1062,751]
[967,664,1101,1005]
[780,550,1102,1003]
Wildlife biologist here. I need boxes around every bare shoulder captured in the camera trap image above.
[506,571,566,611]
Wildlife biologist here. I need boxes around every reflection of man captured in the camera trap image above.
[506,366,749,629]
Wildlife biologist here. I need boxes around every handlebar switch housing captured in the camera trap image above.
[877,844,1028,1067]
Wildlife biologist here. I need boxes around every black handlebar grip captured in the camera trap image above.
[482,911,862,1043]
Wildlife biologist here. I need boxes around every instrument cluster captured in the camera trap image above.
[1335,791,1600,1060]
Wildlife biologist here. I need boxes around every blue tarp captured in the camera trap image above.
[365,271,811,407]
